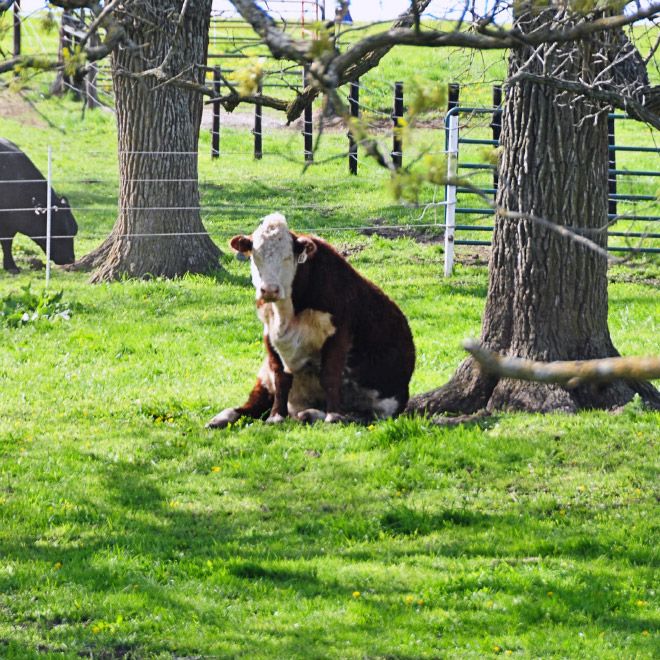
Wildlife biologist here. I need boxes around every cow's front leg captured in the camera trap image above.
[207,377,273,429]
[1,237,19,273]
[267,370,293,424]
[319,327,351,423]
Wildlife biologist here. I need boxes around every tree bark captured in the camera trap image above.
[78,0,220,280]
[408,8,660,414]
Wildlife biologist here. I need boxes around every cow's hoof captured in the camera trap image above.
[297,408,326,424]
[265,414,285,424]
[324,412,347,424]
[206,408,240,429]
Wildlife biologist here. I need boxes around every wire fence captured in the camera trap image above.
[2,114,657,288]
[3,4,658,284]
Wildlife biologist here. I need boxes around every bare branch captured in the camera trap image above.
[228,0,309,62]
[464,340,660,388]
[326,3,660,87]
[78,0,122,50]
[0,55,59,75]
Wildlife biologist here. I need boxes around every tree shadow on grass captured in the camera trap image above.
[0,433,656,657]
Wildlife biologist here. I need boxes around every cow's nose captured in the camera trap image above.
[260,284,280,301]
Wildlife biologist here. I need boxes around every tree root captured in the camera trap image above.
[64,232,222,282]
[406,359,660,416]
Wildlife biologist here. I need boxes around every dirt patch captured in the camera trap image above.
[0,90,47,129]
[359,217,445,244]
[455,248,490,267]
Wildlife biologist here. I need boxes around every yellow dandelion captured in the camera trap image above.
[92,625,101,634]
[505,651,513,656]
[636,599,647,607]
[577,485,585,492]
[54,561,63,570]
[417,599,424,607]
[404,595,415,605]
[367,424,376,431]
[642,630,649,636]
[352,591,361,599]
[493,645,502,653]
[211,466,221,473]
[547,591,553,597]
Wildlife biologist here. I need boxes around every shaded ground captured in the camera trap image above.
[0,90,46,129]
[359,216,446,243]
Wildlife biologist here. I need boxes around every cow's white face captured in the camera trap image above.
[230,213,317,303]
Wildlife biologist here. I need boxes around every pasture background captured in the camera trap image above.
[0,11,659,659]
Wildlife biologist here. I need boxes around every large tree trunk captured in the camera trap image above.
[408,8,660,414]
[77,0,220,281]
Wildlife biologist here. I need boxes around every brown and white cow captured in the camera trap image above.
[207,213,415,428]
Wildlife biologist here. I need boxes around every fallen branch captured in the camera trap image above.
[463,339,660,388]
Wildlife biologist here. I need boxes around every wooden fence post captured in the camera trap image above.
[608,114,617,217]
[13,0,21,58]
[392,81,404,168]
[254,80,263,160]
[491,85,502,193]
[303,66,313,162]
[348,80,359,175]
[211,66,221,159]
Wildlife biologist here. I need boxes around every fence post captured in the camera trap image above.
[254,80,263,160]
[608,114,617,217]
[84,29,100,109]
[211,66,221,159]
[86,63,99,109]
[303,66,313,162]
[491,85,502,194]
[13,0,21,58]
[348,80,359,175]
[448,83,459,112]
[444,83,460,277]
[46,146,52,288]
[392,81,404,168]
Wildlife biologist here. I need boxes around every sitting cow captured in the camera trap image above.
[207,213,415,427]
[0,138,78,272]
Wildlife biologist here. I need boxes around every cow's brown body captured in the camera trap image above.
[207,214,415,427]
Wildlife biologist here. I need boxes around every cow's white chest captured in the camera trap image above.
[259,303,336,373]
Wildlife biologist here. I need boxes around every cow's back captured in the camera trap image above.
[292,238,415,405]
[0,139,46,211]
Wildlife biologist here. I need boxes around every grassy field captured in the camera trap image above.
[0,88,659,658]
[0,11,659,659]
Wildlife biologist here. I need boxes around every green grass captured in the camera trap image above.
[0,260,658,657]
[0,20,659,659]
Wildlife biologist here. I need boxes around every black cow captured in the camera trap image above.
[0,138,78,272]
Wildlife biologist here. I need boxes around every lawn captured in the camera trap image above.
[0,12,659,659]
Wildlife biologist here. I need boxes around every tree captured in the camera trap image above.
[76,0,220,281]
[226,0,660,412]
[1,0,220,280]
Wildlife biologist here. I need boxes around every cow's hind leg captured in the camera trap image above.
[206,379,273,429]
[1,237,19,273]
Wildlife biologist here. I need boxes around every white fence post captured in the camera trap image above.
[45,145,52,288]
[444,112,459,277]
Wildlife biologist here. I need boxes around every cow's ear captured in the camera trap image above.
[230,235,253,255]
[295,236,317,264]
